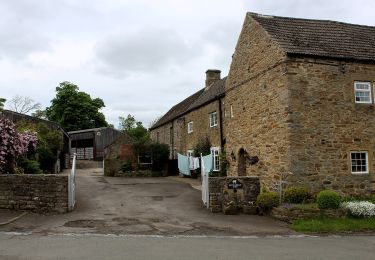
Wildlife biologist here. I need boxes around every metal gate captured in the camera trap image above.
[68,153,76,211]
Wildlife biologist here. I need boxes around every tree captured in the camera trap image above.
[31,109,47,119]
[0,98,5,111]
[119,114,137,132]
[46,81,108,132]
[119,115,150,147]
[7,95,41,114]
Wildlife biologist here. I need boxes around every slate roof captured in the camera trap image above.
[249,12,375,62]
[150,89,204,130]
[150,78,226,130]
[188,77,226,111]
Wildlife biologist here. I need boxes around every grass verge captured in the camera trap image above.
[292,217,375,233]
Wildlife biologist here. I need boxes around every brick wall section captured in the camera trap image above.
[104,133,137,176]
[208,177,260,212]
[286,57,375,196]
[224,14,290,190]
[0,174,69,214]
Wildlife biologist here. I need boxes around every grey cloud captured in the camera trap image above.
[95,28,201,76]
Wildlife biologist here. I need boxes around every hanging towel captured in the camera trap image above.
[193,157,200,169]
[189,156,194,170]
[178,153,190,176]
[202,154,213,173]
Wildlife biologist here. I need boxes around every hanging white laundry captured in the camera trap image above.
[189,156,194,170]
[193,157,200,169]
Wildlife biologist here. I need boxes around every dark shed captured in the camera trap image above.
[68,127,122,160]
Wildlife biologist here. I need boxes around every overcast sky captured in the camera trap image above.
[1,0,374,128]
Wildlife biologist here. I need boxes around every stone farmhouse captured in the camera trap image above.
[150,12,375,197]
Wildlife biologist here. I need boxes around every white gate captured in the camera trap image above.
[201,153,209,209]
[68,153,76,211]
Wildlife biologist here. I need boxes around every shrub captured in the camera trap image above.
[256,191,279,213]
[317,190,341,209]
[371,194,375,204]
[121,160,133,173]
[18,158,42,174]
[342,201,375,218]
[150,143,169,171]
[284,186,311,203]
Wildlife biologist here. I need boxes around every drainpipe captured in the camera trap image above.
[218,97,224,150]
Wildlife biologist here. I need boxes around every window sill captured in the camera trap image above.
[351,172,369,175]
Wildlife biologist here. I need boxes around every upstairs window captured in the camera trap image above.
[354,82,371,104]
[351,151,369,174]
[209,112,218,127]
[187,121,193,133]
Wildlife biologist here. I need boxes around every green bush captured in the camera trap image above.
[316,190,341,209]
[150,143,169,171]
[284,186,311,203]
[256,191,279,212]
[371,194,375,204]
[18,158,42,174]
[121,160,133,173]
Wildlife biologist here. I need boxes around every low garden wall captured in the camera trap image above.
[271,206,346,223]
[208,176,260,214]
[0,174,69,214]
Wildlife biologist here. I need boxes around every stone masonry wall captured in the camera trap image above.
[286,57,375,197]
[184,100,222,153]
[208,176,260,213]
[0,174,69,214]
[224,14,290,190]
[150,119,185,159]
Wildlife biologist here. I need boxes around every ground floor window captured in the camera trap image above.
[187,150,194,157]
[211,147,220,171]
[350,151,369,174]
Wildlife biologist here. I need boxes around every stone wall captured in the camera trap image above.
[184,100,222,152]
[0,174,69,214]
[224,14,290,190]
[271,206,346,223]
[150,119,186,160]
[208,176,260,213]
[286,57,375,197]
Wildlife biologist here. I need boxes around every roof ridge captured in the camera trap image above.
[247,12,375,28]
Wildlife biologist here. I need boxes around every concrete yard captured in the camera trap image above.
[0,168,289,236]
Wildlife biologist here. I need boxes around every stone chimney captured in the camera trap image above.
[205,69,221,89]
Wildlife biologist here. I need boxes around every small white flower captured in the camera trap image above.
[342,201,375,218]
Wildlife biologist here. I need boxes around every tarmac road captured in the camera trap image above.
[0,168,289,236]
[0,232,374,260]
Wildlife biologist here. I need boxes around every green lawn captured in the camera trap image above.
[292,217,375,233]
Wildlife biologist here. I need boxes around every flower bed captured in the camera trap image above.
[342,201,375,218]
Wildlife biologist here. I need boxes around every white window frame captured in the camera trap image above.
[187,150,194,157]
[187,121,193,133]
[354,82,372,104]
[350,151,369,175]
[209,111,218,127]
[230,105,234,118]
[210,147,220,172]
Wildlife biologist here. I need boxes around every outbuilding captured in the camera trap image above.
[69,127,121,160]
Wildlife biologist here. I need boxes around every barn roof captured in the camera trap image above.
[249,12,375,62]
